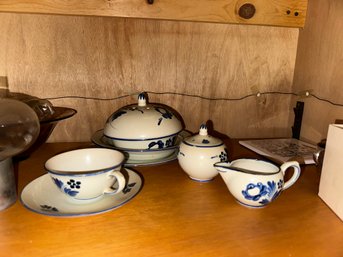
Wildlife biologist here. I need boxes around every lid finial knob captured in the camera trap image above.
[199,124,208,136]
[138,92,147,107]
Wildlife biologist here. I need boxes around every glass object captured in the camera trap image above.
[0,98,40,210]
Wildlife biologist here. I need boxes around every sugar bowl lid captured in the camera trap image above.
[104,92,183,140]
[183,124,224,147]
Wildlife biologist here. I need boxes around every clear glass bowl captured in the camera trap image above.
[0,98,40,161]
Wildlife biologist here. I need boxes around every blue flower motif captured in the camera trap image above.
[122,183,136,194]
[40,205,59,212]
[155,107,173,125]
[67,179,81,189]
[166,136,177,147]
[242,182,268,201]
[148,140,164,149]
[63,187,79,197]
[241,179,284,205]
[219,150,228,162]
[52,177,63,189]
[52,177,80,197]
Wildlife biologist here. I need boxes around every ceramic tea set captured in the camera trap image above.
[20,92,302,216]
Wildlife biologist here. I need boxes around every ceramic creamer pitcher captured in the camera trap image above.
[214,159,301,208]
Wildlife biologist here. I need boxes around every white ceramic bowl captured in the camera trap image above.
[104,93,183,150]
[92,129,191,165]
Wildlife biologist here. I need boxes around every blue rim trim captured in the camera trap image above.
[113,144,178,153]
[45,161,124,176]
[183,141,224,148]
[214,159,280,175]
[104,130,182,141]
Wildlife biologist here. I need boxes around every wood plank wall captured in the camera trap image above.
[0,13,299,142]
[292,0,343,144]
[0,0,308,28]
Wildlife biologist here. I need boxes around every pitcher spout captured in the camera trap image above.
[214,161,232,173]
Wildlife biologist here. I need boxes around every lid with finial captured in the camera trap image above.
[104,92,183,140]
[183,124,224,147]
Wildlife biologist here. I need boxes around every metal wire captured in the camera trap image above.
[43,91,343,107]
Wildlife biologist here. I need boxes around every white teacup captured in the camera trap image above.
[45,148,126,202]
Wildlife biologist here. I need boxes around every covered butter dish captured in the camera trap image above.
[178,124,228,182]
[104,93,183,150]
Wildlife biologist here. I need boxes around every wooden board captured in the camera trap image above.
[292,0,343,143]
[0,0,308,27]
[0,13,299,142]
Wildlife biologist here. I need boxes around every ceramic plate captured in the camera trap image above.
[91,129,191,167]
[20,168,142,217]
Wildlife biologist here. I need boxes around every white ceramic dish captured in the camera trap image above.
[91,129,191,166]
[20,168,142,217]
[104,93,183,149]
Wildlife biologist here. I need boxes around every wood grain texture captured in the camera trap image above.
[1,141,343,257]
[0,13,299,142]
[0,0,308,27]
[292,0,343,143]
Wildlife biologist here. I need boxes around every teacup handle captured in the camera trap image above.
[280,161,301,190]
[103,170,126,195]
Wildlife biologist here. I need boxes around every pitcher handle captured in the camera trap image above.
[280,161,301,190]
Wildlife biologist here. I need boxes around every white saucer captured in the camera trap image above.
[91,129,191,167]
[20,168,143,217]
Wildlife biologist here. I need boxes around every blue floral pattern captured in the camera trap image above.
[40,205,59,212]
[148,140,164,149]
[67,179,81,189]
[155,107,173,125]
[241,179,283,205]
[210,149,228,162]
[148,136,176,149]
[165,136,177,147]
[122,183,136,194]
[219,149,228,162]
[109,110,127,121]
[52,177,80,197]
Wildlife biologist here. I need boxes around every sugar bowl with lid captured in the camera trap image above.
[178,124,228,182]
[104,93,183,150]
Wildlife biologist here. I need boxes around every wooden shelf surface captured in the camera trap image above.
[0,139,342,256]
